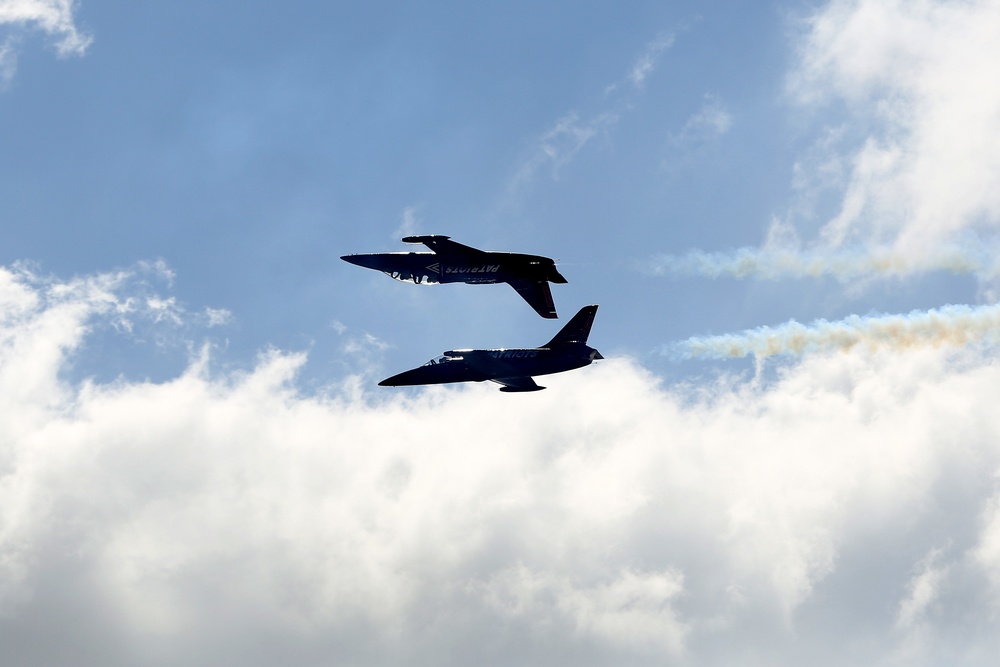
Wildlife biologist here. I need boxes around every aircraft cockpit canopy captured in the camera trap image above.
[382,269,440,285]
[422,354,462,366]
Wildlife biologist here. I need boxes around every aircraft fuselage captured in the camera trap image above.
[378,344,602,389]
[341,236,567,318]
[341,251,563,286]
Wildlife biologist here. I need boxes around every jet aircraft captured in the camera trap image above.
[341,235,568,318]
[379,305,602,392]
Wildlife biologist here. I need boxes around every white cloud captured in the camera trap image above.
[654,0,1000,284]
[626,32,675,90]
[790,0,1000,254]
[0,0,92,84]
[896,548,949,631]
[510,110,620,192]
[659,94,734,176]
[0,35,18,81]
[203,307,233,328]
[392,205,423,240]
[669,94,733,146]
[974,487,1000,587]
[510,33,674,195]
[477,566,687,655]
[5,264,1000,665]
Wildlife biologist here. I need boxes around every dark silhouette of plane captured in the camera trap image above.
[379,305,602,392]
[341,235,568,318]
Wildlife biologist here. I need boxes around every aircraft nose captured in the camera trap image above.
[591,349,604,360]
[341,254,380,269]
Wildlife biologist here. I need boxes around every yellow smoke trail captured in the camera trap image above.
[674,304,1000,360]
[651,243,1000,281]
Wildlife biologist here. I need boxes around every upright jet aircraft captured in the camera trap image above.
[341,235,568,318]
[379,305,602,392]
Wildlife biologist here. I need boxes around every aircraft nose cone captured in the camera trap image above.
[341,254,380,270]
[591,350,604,360]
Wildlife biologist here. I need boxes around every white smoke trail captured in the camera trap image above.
[672,303,1000,360]
[649,243,1000,281]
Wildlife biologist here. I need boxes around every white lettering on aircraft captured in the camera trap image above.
[488,350,539,359]
[443,265,501,274]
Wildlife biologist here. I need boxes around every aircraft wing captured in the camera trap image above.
[509,279,558,319]
[491,376,545,392]
[402,235,486,258]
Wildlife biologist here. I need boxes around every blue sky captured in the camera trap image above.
[2,0,809,382]
[4,1,1000,665]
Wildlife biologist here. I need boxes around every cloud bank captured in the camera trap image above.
[0,0,92,84]
[4,264,1000,666]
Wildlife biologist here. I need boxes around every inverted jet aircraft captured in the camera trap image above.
[341,235,568,318]
[379,305,602,392]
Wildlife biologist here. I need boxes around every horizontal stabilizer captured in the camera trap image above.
[402,234,451,244]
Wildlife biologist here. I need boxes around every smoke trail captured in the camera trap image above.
[649,243,1000,281]
[672,304,1000,360]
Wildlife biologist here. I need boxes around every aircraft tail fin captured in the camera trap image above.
[543,305,598,348]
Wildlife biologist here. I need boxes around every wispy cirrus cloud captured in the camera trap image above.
[510,33,675,194]
[660,93,734,174]
[624,31,675,91]
[510,110,620,190]
[669,93,732,144]
[392,204,423,240]
[0,0,92,84]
